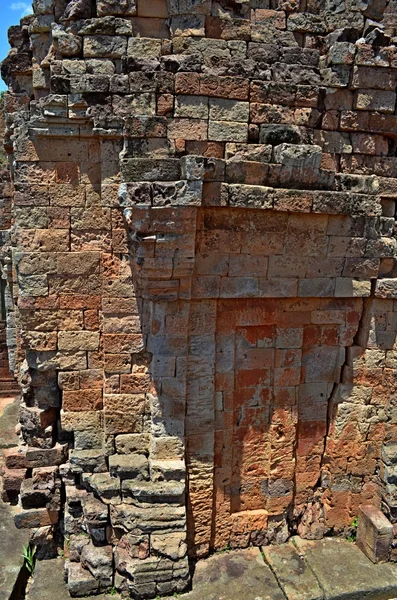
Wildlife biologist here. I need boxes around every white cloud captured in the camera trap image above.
[10,2,32,17]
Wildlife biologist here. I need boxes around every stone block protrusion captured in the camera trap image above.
[2,0,397,596]
[357,505,393,563]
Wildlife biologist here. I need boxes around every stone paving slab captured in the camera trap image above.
[294,536,397,600]
[10,538,397,600]
[263,541,324,600]
[165,547,286,600]
[0,499,30,600]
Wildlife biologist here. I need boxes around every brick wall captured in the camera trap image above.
[1,0,397,596]
[0,95,17,395]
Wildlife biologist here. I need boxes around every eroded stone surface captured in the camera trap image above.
[263,542,323,600]
[294,536,397,600]
[1,0,397,596]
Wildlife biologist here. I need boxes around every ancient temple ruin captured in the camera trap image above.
[1,0,397,596]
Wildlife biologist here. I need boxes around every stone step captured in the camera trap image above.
[0,387,19,403]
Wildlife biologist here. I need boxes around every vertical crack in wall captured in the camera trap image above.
[292,296,370,539]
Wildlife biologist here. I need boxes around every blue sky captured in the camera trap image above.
[0,2,33,91]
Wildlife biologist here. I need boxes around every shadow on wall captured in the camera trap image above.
[120,200,395,557]
[11,128,397,582]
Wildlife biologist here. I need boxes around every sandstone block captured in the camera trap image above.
[122,480,185,505]
[104,411,145,435]
[58,331,100,351]
[357,505,393,563]
[84,35,128,59]
[69,449,107,473]
[115,433,150,454]
[167,118,208,140]
[273,143,322,169]
[110,503,186,533]
[1,466,27,493]
[150,460,186,482]
[4,447,28,469]
[20,478,52,509]
[136,0,168,17]
[61,409,102,433]
[151,532,187,560]
[82,495,109,525]
[170,15,205,37]
[82,472,120,503]
[127,37,162,58]
[63,389,103,411]
[109,454,149,480]
[352,66,396,91]
[208,121,248,143]
[97,0,136,16]
[26,444,68,468]
[120,158,181,182]
[150,436,185,460]
[66,561,101,597]
[175,95,208,119]
[354,89,396,113]
[15,507,59,529]
[209,99,249,123]
[26,350,88,372]
[81,542,113,582]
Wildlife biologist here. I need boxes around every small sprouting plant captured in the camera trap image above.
[21,544,36,575]
[109,587,117,596]
[217,542,231,554]
[347,516,359,542]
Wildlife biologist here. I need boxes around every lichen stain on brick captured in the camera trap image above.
[0,0,397,596]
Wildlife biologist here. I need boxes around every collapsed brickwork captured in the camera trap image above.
[1,0,397,596]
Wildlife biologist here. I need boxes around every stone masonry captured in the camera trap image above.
[1,0,397,596]
[0,100,18,397]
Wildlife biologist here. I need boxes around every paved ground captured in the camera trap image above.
[23,539,397,600]
[0,499,30,600]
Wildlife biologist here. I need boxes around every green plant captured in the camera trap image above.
[109,587,117,596]
[217,542,231,554]
[347,516,359,542]
[21,544,36,575]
